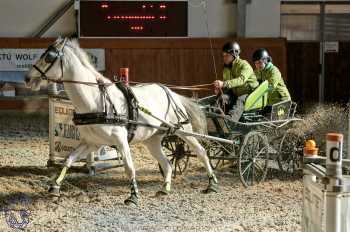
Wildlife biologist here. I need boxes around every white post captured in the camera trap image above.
[325,192,340,232]
[325,133,343,232]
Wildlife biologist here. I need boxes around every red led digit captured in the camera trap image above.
[109,15,157,21]
[131,26,144,31]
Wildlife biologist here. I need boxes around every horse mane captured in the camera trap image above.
[65,39,108,82]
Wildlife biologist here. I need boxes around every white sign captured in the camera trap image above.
[325,42,339,53]
[0,48,105,71]
[49,98,120,161]
[50,98,81,158]
[303,176,325,232]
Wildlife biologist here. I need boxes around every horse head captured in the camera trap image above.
[25,37,67,91]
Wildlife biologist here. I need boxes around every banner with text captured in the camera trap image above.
[0,49,105,71]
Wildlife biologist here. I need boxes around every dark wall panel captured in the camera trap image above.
[0,38,287,109]
[287,42,320,109]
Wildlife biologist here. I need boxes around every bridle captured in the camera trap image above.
[30,38,118,86]
[32,38,67,81]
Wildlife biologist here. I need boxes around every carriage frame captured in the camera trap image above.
[161,97,305,187]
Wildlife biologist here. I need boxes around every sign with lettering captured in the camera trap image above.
[49,97,121,162]
[50,98,80,158]
[324,41,339,53]
[0,49,105,71]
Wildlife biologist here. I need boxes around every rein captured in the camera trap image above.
[45,78,214,91]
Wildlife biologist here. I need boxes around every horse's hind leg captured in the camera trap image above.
[144,134,172,195]
[49,142,95,196]
[178,135,219,193]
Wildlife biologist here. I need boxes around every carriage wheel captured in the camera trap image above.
[239,132,269,187]
[277,130,304,174]
[160,135,191,178]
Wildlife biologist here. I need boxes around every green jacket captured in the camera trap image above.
[222,58,259,97]
[254,62,291,105]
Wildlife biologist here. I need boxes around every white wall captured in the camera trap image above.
[0,0,75,37]
[245,0,281,37]
[188,0,236,37]
[0,0,236,38]
[43,7,75,37]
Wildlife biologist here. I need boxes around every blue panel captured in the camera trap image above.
[0,72,26,83]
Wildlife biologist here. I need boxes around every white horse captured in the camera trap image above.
[25,38,218,205]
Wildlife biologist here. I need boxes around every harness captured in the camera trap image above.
[73,82,139,142]
[71,83,190,141]
[159,84,189,126]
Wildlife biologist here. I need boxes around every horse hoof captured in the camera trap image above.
[46,160,56,168]
[201,185,218,194]
[124,195,138,206]
[155,190,170,197]
[48,185,61,197]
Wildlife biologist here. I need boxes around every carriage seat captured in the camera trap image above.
[241,80,296,122]
[243,80,269,112]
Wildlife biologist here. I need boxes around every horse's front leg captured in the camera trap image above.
[118,139,139,206]
[49,142,94,196]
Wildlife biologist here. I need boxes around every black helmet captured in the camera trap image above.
[222,42,240,58]
[252,48,271,62]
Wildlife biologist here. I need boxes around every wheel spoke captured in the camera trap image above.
[254,161,265,174]
[169,142,175,153]
[245,163,252,184]
[252,135,260,153]
[241,161,253,176]
[253,148,266,159]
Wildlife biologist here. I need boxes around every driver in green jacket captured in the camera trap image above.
[213,42,259,121]
[252,48,291,106]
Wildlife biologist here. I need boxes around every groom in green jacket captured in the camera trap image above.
[252,48,291,106]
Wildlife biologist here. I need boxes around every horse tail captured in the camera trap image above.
[178,95,207,135]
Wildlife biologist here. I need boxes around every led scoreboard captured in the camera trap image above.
[79,1,188,37]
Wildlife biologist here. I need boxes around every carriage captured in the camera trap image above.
[27,38,306,205]
[161,80,305,187]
